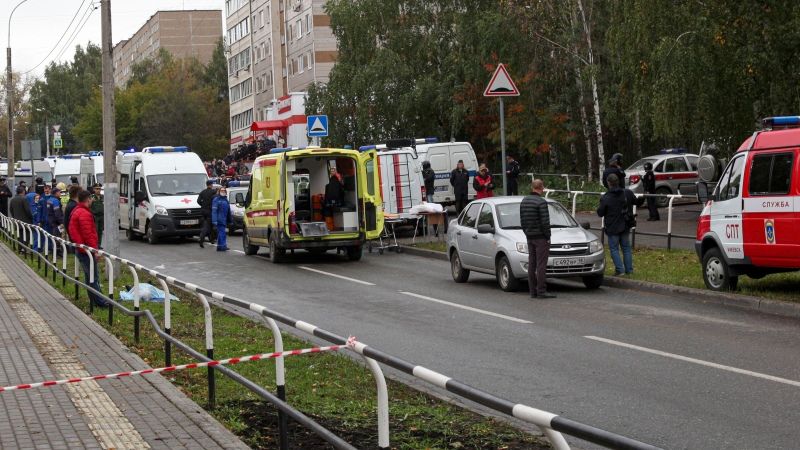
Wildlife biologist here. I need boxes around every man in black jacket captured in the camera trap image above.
[197,180,217,247]
[449,160,470,215]
[597,174,642,276]
[0,177,12,217]
[642,162,660,221]
[505,155,520,196]
[10,187,33,253]
[602,153,626,188]
[520,179,556,299]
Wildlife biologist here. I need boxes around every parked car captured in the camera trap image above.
[226,181,249,234]
[447,197,605,292]
[626,149,700,207]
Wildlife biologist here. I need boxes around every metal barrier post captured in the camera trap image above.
[74,249,80,301]
[128,266,140,344]
[194,292,216,410]
[571,191,583,218]
[60,240,67,286]
[88,248,95,313]
[262,316,288,450]
[36,229,41,270]
[350,341,389,449]
[156,278,172,366]
[667,196,676,251]
[103,255,114,325]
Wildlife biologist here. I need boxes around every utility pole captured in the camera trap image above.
[7,0,30,185]
[101,0,120,274]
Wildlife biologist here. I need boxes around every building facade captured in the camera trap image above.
[112,10,223,89]
[226,0,336,149]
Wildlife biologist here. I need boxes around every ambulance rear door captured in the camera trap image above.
[358,149,383,239]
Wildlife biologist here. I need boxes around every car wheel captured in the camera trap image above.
[450,251,470,283]
[655,187,671,208]
[496,256,520,292]
[243,230,258,255]
[702,247,738,291]
[582,274,604,289]
[346,245,362,261]
[126,229,137,241]
[268,232,285,263]
[146,224,159,245]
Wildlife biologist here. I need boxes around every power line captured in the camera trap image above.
[49,4,98,67]
[22,0,89,74]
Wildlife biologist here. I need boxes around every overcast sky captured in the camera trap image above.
[1,0,224,80]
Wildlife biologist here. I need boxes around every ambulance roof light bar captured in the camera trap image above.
[144,146,188,153]
[59,154,86,159]
[227,180,250,187]
[762,116,800,129]
[660,148,686,154]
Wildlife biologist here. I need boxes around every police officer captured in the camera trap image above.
[0,177,12,217]
[642,162,660,221]
[91,183,105,248]
[602,153,626,189]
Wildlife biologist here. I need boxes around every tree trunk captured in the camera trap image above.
[576,0,605,180]
[635,108,643,159]
[574,64,594,181]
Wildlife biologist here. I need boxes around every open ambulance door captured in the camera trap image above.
[359,149,384,240]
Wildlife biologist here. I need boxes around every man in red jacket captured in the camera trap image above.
[68,189,108,308]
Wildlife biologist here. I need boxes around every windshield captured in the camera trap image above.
[146,173,208,196]
[55,174,77,185]
[627,157,659,171]
[497,202,578,229]
[227,188,247,202]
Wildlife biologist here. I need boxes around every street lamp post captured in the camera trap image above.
[7,0,30,184]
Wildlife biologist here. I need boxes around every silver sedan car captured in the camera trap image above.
[447,197,605,292]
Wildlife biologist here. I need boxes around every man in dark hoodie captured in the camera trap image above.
[597,174,642,276]
[421,161,435,203]
[449,160,470,215]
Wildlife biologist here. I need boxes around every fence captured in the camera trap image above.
[0,214,662,450]
[543,188,698,250]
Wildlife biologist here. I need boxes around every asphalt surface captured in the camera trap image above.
[115,231,800,449]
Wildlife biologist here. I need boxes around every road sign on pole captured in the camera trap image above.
[53,138,63,149]
[307,115,328,137]
[484,63,519,195]
[52,124,61,132]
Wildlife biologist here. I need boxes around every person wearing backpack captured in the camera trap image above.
[597,174,642,276]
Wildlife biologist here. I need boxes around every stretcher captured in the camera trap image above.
[368,214,403,254]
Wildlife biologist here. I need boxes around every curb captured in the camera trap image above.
[398,246,800,319]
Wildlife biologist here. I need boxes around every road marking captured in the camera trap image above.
[399,292,533,324]
[232,249,245,254]
[585,336,800,388]
[298,267,375,286]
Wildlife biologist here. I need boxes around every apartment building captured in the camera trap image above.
[226,0,336,149]
[112,10,223,89]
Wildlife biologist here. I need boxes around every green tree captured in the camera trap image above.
[205,38,230,103]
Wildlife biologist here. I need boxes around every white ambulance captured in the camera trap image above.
[53,154,86,185]
[117,146,208,244]
[695,116,800,290]
[358,143,424,220]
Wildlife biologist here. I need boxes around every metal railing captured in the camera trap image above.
[544,189,697,250]
[0,214,662,450]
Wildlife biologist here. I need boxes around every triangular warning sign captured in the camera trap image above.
[52,124,61,132]
[484,64,520,97]
[310,118,326,132]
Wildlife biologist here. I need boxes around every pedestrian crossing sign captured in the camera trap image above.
[54,138,63,149]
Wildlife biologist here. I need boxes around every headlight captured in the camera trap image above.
[588,239,603,253]
[154,205,168,216]
[516,242,528,254]
[233,211,244,217]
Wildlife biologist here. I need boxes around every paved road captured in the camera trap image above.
[117,232,800,449]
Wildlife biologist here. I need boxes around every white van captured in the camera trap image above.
[53,154,85,185]
[382,139,479,205]
[117,146,208,244]
[17,160,53,183]
[359,144,425,219]
[79,153,104,187]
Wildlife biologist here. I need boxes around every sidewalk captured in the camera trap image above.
[0,242,249,449]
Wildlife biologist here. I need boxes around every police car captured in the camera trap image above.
[626,149,700,207]
[695,116,800,291]
[226,180,249,234]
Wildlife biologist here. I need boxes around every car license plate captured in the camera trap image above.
[180,219,199,226]
[553,257,584,267]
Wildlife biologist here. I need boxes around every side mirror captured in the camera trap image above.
[134,191,145,203]
[235,192,245,207]
[580,221,591,230]
[696,182,709,204]
[477,223,495,234]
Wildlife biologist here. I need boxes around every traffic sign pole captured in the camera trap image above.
[500,97,506,194]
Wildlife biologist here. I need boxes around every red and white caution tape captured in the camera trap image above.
[0,336,357,393]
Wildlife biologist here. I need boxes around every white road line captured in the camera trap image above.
[298,266,375,286]
[399,292,533,324]
[585,336,800,388]
[231,249,245,254]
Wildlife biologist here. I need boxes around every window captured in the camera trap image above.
[749,153,793,195]
[687,155,699,171]
[230,109,254,132]
[287,25,293,41]
[229,78,253,103]
[717,155,745,202]
[267,38,271,56]
[262,73,268,88]
[296,19,302,39]
[306,14,311,33]
[478,204,494,227]
[120,174,129,197]
[227,19,250,44]
[261,42,267,60]
[460,203,481,228]
[366,160,375,195]
[292,58,298,75]
[259,10,264,27]
[298,56,304,73]
[306,51,312,68]
[664,157,689,173]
